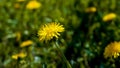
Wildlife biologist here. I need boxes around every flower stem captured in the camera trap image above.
[54,41,72,68]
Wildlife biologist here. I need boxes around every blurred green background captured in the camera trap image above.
[0,0,120,68]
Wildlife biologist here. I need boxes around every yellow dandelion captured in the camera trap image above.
[12,54,19,60]
[103,13,116,22]
[26,0,41,10]
[20,40,33,47]
[104,41,120,58]
[38,22,64,42]
[18,52,27,58]
[12,52,26,60]
[15,32,21,41]
[85,7,97,13]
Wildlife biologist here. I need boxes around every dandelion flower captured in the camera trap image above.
[12,54,19,60]
[18,52,27,58]
[26,0,41,10]
[20,40,33,47]
[12,52,26,60]
[38,22,64,42]
[15,32,21,41]
[104,41,120,58]
[103,13,116,22]
[85,7,97,13]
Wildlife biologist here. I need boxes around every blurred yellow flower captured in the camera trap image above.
[103,13,116,22]
[20,40,33,47]
[18,52,27,58]
[26,0,41,10]
[12,54,18,60]
[12,52,27,60]
[16,32,21,41]
[38,22,64,42]
[85,7,97,13]
[104,41,120,58]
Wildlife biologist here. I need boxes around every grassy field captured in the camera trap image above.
[0,0,120,68]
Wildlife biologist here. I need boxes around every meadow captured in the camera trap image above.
[0,0,120,68]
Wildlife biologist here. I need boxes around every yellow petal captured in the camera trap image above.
[20,40,33,47]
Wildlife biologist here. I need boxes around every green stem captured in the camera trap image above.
[54,41,72,68]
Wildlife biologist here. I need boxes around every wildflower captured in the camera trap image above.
[26,0,41,10]
[12,54,18,60]
[38,22,64,42]
[20,40,33,47]
[18,52,27,58]
[15,32,21,41]
[85,7,96,13]
[103,13,116,22]
[104,41,120,58]
[12,52,27,60]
